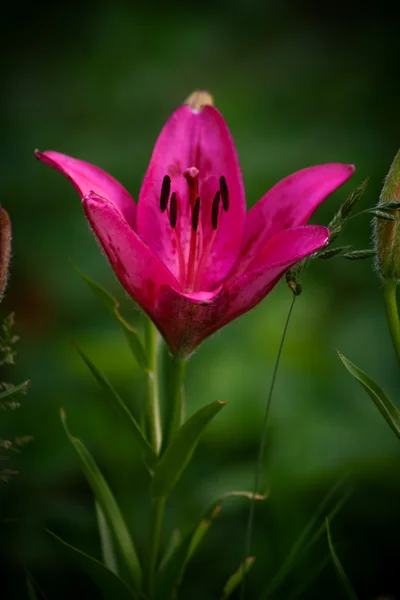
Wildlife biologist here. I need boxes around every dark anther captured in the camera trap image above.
[169,192,177,228]
[160,175,171,212]
[211,191,221,230]
[219,176,229,211]
[192,197,201,232]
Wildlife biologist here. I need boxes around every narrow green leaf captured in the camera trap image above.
[73,342,157,468]
[262,475,350,598]
[155,490,266,600]
[25,571,39,600]
[186,491,267,571]
[0,380,29,400]
[221,557,255,599]
[96,501,119,576]
[60,410,142,592]
[151,400,226,499]
[338,351,400,439]
[159,529,182,571]
[47,530,136,600]
[326,518,359,600]
[287,554,331,600]
[72,264,148,369]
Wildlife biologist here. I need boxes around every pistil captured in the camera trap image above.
[159,171,230,292]
[183,167,199,208]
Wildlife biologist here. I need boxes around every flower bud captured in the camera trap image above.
[184,90,214,111]
[375,148,400,280]
[0,208,11,302]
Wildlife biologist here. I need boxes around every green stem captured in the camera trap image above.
[145,320,162,453]
[163,354,187,449]
[146,496,166,598]
[383,278,400,368]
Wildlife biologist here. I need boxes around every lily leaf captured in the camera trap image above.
[24,570,40,600]
[338,351,400,439]
[151,400,226,499]
[221,557,255,600]
[72,263,148,370]
[60,410,142,592]
[73,342,157,469]
[262,475,350,598]
[155,490,266,600]
[47,530,136,600]
[326,518,359,600]
[96,501,119,576]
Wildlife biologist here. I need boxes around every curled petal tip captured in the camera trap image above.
[184,90,214,112]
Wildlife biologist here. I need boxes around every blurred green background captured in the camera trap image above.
[1,1,400,598]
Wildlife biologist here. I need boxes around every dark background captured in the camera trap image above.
[1,1,400,598]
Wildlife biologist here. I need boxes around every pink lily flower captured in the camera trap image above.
[36,92,354,357]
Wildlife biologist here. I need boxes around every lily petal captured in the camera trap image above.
[236,164,354,277]
[35,150,136,228]
[155,284,230,356]
[223,225,329,324]
[136,104,246,288]
[82,193,180,321]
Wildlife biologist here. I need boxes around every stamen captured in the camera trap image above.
[211,191,221,230]
[219,176,229,211]
[160,175,171,212]
[192,197,201,232]
[169,192,177,228]
[183,167,200,207]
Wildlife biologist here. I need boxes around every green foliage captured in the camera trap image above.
[221,557,255,600]
[338,351,400,439]
[72,264,148,370]
[151,400,226,499]
[155,491,266,600]
[286,179,369,295]
[60,409,142,593]
[48,531,136,600]
[0,313,31,483]
[262,476,351,598]
[326,518,359,600]
[72,342,157,468]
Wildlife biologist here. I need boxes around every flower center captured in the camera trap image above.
[158,169,230,292]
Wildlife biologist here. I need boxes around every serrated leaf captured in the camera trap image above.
[338,351,400,439]
[155,490,266,600]
[221,557,255,599]
[72,264,148,369]
[326,518,359,600]
[73,342,157,468]
[60,410,142,592]
[47,530,136,600]
[151,400,226,499]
